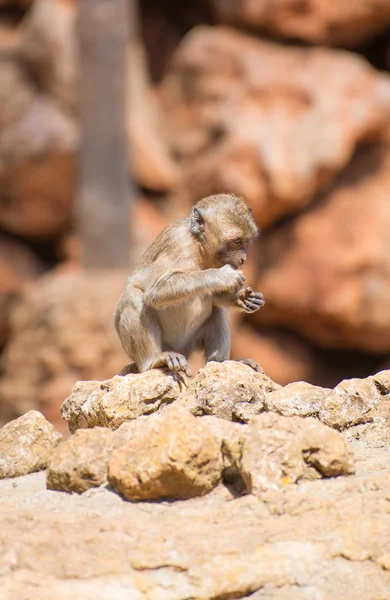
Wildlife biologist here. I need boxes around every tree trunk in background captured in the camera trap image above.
[77,0,132,269]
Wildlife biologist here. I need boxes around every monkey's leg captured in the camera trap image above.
[201,306,264,373]
[116,288,164,371]
[202,306,231,362]
[116,289,191,376]
[118,363,138,376]
[237,358,264,374]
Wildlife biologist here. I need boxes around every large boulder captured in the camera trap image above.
[161,26,390,227]
[181,360,280,422]
[61,371,182,433]
[265,370,390,430]
[19,0,179,192]
[224,412,355,494]
[0,410,62,479]
[108,407,223,500]
[254,142,390,352]
[212,0,390,47]
[46,427,122,494]
[0,270,129,431]
[0,232,44,349]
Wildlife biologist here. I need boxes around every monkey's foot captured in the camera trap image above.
[118,363,139,376]
[151,352,192,377]
[235,288,265,314]
[237,358,264,374]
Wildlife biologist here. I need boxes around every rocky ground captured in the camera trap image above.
[3,1,390,432]
[1,361,390,599]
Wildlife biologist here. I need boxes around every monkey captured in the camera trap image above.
[115,193,265,378]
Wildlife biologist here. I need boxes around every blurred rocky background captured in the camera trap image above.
[1,0,390,433]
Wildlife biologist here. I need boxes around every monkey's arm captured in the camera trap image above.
[144,266,245,309]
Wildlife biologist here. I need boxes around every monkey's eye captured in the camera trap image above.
[233,238,242,246]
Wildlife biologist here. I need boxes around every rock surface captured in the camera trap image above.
[255,142,390,351]
[161,26,390,227]
[61,370,182,433]
[18,0,179,193]
[0,270,129,431]
[108,408,223,501]
[47,427,116,494]
[265,370,390,429]
[181,360,280,422]
[212,0,390,47]
[0,434,389,598]
[0,233,44,348]
[0,410,61,479]
[226,412,355,494]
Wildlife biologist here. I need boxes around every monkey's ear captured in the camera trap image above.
[190,207,205,236]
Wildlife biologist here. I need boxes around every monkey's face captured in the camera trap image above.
[217,234,251,270]
[190,194,259,269]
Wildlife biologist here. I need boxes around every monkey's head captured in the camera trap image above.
[190,194,259,269]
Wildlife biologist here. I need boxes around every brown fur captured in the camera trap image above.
[115,194,264,376]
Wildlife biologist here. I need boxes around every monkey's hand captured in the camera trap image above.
[217,264,246,294]
[234,287,265,313]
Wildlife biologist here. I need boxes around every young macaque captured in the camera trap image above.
[115,193,265,377]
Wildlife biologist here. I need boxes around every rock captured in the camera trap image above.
[19,0,179,192]
[254,143,390,352]
[20,0,78,111]
[344,418,390,450]
[230,412,355,494]
[0,96,77,239]
[161,26,390,227]
[0,49,76,240]
[265,371,390,430]
[0,270,129,432]
[181,360,280,422]
[0,232,44,349]
[0,410,62,479]
[0,55,35,132]
[0,435,390,598]
[61,370,182,433]
[319,373,389,430]
[46,427,116,493]
[127,41,180,191]
[265,381,331,418]
[212,0,390,47]
[108,407,223,500]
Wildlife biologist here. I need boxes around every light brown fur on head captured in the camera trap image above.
[190,193,259,269]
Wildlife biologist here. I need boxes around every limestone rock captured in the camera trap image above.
[161,27,390,227]
[20,0,78,111]
[108,408,223,500]
[19,0,179,192]
[1,433,390,598]
[47,427,116,494]
[234,413,355,494]
[0,96,77,239]
[0,410,62,479]
[265,371,390,430]
[0,270,129,432]
[212,0,390,47]
[0,232,44,350]
[182,360,280,422]
[319,373,390,430]
[265,381,331,418]
[254,143,390,352]
[61,370,181,433]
